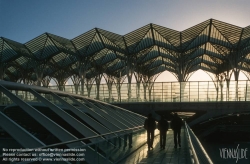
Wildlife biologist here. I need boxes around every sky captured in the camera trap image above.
[1,0,250,83]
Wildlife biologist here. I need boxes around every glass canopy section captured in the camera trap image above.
[0,19,249,88]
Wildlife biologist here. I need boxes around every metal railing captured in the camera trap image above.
[2,81,250,104]
[47,80,250,103]
[185,122,213,164]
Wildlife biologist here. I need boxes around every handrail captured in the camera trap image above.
[35,125,143,150]
[185,122,213,164]
[185,122,199,164]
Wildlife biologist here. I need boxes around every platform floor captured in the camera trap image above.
[119,129,191,164]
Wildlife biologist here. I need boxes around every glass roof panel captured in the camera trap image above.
[134,29,154,52]
[213,19,242,46]
[182,20,210,49]
[25,34,47,55]
[72,29,96,55]
[152,24,180,48]
[1,41,18,62]
[86,34,104,56]
[15,56,28,66]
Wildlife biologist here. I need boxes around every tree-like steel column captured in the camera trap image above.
[85,77,95,98]
[126,63,134,102]
[78,63,87,96]
[34,61,47,87]
[42,76,51,88]
[71,74,81,94]
[95,74,102,100]
[134,71,143,102]
[104,74,114,102]
[114,71,126,103]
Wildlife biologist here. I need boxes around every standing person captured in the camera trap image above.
[158,115,169,149]
[171,113,183,148]
[144,113,156,150]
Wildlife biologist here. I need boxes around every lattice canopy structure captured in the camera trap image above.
[1,19,250,86]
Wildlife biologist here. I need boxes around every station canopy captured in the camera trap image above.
[0,19,250,83]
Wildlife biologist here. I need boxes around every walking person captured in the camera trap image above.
[171,113,183,148]
[158,115,169,149]
[144,113,156,150]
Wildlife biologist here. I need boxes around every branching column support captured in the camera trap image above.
[134,71,143,101]
[143,76,157,101]
[176,55,188,101]
[95,74,102,100]
[78,63,87,96]
[105,75,114,102]
[231,28,244,101]
[176,32,189,102]
[214,74,225,101]
[34,65,45,87]
[116,78,122,102]
[229,52,242,101]
[213,76,219,101]
[123,35,134,102]
[23,78,33,101]
[42,76,51,88]
[54,78,67,91]
[234,68,240,101]
[85,78,95,98]
[114,71,125,103]
[126,61,134,101]
[71,75,81,94]
[142,79,148,101]
[148,80,154,102]
[224,71,233,101]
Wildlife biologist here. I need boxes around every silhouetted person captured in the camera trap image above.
[171,113,183,148]
[158,116,169,149]
[144,113,156,150]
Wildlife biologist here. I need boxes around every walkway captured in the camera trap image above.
[119,128,191,164]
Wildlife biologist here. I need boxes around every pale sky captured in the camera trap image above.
[1,0,249,84]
